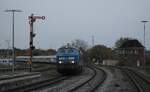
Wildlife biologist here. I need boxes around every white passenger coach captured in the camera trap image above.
[0,55,56,65]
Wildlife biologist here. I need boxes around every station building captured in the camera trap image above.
[115,39,144,66]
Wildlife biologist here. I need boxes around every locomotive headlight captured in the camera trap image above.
[71,61,75,64]
[59,61,62,64]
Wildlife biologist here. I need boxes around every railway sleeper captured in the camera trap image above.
[0,73,41,92]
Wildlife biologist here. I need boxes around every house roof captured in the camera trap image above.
[119,40,144,48]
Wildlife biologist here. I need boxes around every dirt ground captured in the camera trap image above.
[95,66,138,92]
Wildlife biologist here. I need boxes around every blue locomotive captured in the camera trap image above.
[56,46,83,74]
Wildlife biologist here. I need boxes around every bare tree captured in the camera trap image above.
[71,39,89,63]
[71,39,89,51]
[115,37,132,48]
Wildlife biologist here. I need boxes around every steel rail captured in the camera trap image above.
[0,72,40,81]
[68,65,107,92]
[4,75,70,92]
[89,65,107,92]
[117,67,144,92]
[67,66,97,92]
[126,68,150,84]
[123,69,143,92]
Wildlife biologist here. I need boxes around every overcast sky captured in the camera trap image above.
[0,0,150,50]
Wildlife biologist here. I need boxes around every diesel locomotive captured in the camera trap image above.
[56,46,83,74]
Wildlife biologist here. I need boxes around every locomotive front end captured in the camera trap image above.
[56,46,82,74]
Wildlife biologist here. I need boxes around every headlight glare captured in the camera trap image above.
[71,61,75,64]
[59,61,62,64]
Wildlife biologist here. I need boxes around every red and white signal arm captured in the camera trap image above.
[33,16,45,20]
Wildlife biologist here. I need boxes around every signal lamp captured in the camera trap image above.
[31,46,35,50]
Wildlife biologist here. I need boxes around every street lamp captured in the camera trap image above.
[141,20,148,65]
[5,9,22,72]
[5,40,11,58]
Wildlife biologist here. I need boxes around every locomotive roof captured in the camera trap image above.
[58,46,78,50]
[57,47,79,56]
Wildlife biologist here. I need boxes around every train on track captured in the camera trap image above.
[56,45,83,74]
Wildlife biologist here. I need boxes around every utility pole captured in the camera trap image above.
[92,35,94,47]
[141,20,148,65]
[5,9,22,72]
[28,14,45,72]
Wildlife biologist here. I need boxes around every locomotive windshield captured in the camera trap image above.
[57,47,78,54]
[67,49,73,53]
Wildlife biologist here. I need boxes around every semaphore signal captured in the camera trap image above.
[28,13,45,72]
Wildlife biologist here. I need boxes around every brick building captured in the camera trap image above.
[115,40,144,66]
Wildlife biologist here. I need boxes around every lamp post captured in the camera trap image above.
[5,40,10,58]
[141,20,148,65]
[5,9,22,72]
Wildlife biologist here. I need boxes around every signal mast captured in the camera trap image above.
[28,14,45,72]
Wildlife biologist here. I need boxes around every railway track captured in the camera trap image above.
[119,67,150,92]
[0,73,41,92]
[92,66,107,91]
[68,66,107,92]
[15,66,106,92]
[0,62,61,92]
[0,72,40,81]
[0,62,55,73]
[0,67,30,73]
[4,75,70,92]
[0,64,107,92]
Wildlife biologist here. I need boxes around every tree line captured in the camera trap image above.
[5,37,150,66]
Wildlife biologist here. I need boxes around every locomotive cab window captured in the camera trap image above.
[59,49,65,53]
[67,49,73,53]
